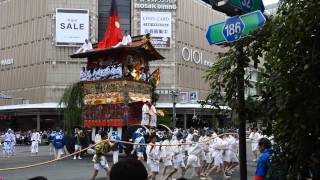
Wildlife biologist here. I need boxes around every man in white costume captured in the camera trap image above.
[204,134,224,178]
[75,39,93,54]
[224,134,239,176]
[146,134,160,180]
[112,30,132,48]
[249,127,261,161]
[95,129,102,144]
[141,101,150,126]
[10,130,16,156]
[186,141,203,178]
[160,133,174,179]
[3,129,13,158]
[149,103,157,128]
[165,132,186,179]
[30,129,41,156]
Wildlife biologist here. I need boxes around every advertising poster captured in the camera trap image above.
[179,92,189,103]
[55,8,89,46]
[189,91,198,103]
[140,11,172,48]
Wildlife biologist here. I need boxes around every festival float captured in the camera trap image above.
[70,0,164,138]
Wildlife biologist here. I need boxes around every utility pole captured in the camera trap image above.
[236,43,247,180]
[170,90,179,128]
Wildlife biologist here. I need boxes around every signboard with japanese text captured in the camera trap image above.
[55,8,89,46]
[140,11,172,48]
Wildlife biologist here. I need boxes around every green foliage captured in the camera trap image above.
[157,111,172,128]
[59,82,83,133]
[259,0,320,178]
[149,77,159,103]
[206,0,320,178]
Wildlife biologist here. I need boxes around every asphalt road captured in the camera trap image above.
[0,143,257,180]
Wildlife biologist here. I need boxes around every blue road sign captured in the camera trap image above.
[206,10,266,45]
[222,16,245,42]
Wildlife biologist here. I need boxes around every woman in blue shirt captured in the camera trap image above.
[254,138,272,180]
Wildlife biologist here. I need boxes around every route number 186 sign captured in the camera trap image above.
[206,11,266,45]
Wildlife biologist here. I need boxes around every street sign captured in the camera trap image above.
[206,10,266,45]
[229,0,264,13]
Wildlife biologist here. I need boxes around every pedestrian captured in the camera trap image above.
[186,134,202,179]
[249,127,261,162]
[160,133,173,180]
[3,129,13,158]
[131,128,146,161]
[146,134,160,180]
[73,128,84,160]
[254,138,272,180]
[165,132,186,180]
[53,129,65,159]
[47,130,56,155]
[109,129,122,164]
[10,129,16,156]
[91,131,114,180]
[141,101,150,126]
[31,129,41,156]
[224,134,239,176]
[95,129,102,144]
[204,134,224,178]
[149,102,157,128]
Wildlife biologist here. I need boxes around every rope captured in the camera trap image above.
[0,132,237,171]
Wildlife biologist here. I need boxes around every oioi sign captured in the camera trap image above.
[206,10,266,45]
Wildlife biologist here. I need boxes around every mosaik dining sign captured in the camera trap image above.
[55,8,89,46]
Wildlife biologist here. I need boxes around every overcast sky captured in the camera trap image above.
[263,0,279,5]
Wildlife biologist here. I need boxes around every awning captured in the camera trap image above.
[0,103,63,111]
[155,103,231,110]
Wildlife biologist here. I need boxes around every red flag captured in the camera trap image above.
[98,0,123,49]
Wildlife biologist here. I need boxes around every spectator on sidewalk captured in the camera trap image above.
[53,128,65,159]
[254,138,272,180]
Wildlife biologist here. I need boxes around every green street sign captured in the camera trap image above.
[229,0,265,13]
[206,10,266,45]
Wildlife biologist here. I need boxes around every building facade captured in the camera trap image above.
[0,0,230,130]
[0,0,98,105]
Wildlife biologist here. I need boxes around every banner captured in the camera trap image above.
[83,80,152,96]
[140,11,171,48]
[55,8,89,46]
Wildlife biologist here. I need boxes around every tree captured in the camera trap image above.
[206,0,320,178]
[59,82,83,133]
[259,0,320,178]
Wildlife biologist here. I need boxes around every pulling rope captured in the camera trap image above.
[0,133,237,171]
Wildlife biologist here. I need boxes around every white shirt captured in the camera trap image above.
[147,142,160,164]
[31,132,41,142]
[249,132,261,143]
[81,42,93,52]
[95,134,101,144]
[4,133,12,142]
[122,34,132,45]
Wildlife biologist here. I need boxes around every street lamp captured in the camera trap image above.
[170,90,179,128]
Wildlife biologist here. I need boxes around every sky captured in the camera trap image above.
[263,0,279,6]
